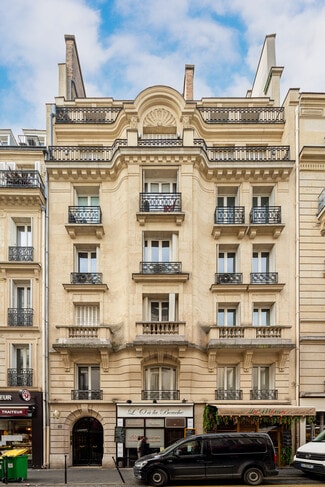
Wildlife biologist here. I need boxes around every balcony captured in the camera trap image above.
[55,106,122,124]
[133,262,189,283]
[215,273,243,285]
[250,389,278,400]
[71,390,103,400]
[8,308,33,327]
[215,389,243,400]
[198,107,285,124]
[8,246,33,262]
[250,272,278,284]
[47,142,127,162]
[135,321,187,347]
[66,206,104,239]
[137,193,184,226]
[141,390,180,400]
[71,272,103,285]
[0,170,45,202]
[203,145,290,162]
[248,206,284,239]
[212,206,247,239]
[207,325,294,353]
[7,368,33,387]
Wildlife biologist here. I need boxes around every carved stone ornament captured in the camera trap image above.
[143,107,176,128]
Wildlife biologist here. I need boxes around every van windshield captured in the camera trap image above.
[312,430,325,442]
[159,438,184,455]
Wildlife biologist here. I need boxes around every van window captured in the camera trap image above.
[176,439,201,455]
[312,430,325,442]
[209,437,267,455]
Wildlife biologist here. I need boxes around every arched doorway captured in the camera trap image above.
[72,417,103,466]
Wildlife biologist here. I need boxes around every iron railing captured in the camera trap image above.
[68,206,102,224]
[215,273,243,284]
[140,262,182,274]
[71,390,103,400]
[250,272,278,284]
[47,140,127,161]
[250,389,278,400]
[8,246,34,261]
[139,193,182,212]
[7,368,33,387]
[198,106,285,123]
[194,141,290,162]
[0,170,45,193]
[55,106,122,123]
[141,390,180,400]
[138,138,183,147]
[215,389,243,400]
[8,308,33,327]
[71,273,103,285]
[250,206,281,224]
[215,206,245,224]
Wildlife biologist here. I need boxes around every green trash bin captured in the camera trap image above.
[2,454,28,482]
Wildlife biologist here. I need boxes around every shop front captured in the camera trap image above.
[0,390,43,468]
[205,405,315,466]
[116,402,194,467]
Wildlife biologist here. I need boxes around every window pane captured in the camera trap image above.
[161,241,170,262]
[227,253,235,272]
[261,309,270,326]
[78,367,88,390]
[218,310,225,326]
[77,196,88,206]
[78,252,88,272]
[151,241,159,261]
[91,366,100,390]
[90,196,99,206]
[226,367,235,389]
[253,309,259,326]
[90,252,96,272]
[161,183,170,193]
[260,367,269,389]
[161,302,169,321]
[150,302,159,321]
[227,309,236,326]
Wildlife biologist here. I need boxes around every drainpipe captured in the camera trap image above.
[42,104,55,467]
[295,100,304,444]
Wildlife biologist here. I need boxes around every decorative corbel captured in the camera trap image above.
[243,351,253,372]
[100,350,109,372]
[278,350,289,372]
[208,351,217,372]
[60,350,71,372]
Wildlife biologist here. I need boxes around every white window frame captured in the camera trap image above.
[144,294,177,321]
[218,251,236,273]
[217,307,237,326]
[252,250,270,273]
[11,281,31,308]
[144,366,177,393]
[10,344,31,369]
[76,248,98,273]
[77,365,100,391]
[253,305,273,326]
[252,364,275,390]
[217,365,239,391]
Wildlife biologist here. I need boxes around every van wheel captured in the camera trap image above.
[243,467,263,486]
[148,468,168,487]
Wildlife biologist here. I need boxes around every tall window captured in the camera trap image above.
[145,181,176,193]
[144,366,177,399]
[144,294,177,322]
[150,301,169,321]
[77,195,99,206]
[78,250,97,273]
[77,365,101,399]
[217,196,236,207]
[253,307,271,326]
[218,251,236,273]
[144,240,170,262]
[252,251,270,273]
[217,308,237,326]
[16,225,31,246]
[217,366,238,391]
[252,366,274,390]
[75,305,99,326]
[8,344,32,386]
[253,195,269,207]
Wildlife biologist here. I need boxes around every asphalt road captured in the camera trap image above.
[15,466,323,486]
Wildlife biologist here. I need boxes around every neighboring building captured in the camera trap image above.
[298,93,325,440]
[44,34,313,469]
[0,128,46,467]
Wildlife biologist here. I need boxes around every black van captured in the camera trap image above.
[133,432,278,486]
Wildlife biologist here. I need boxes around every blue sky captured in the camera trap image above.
[1,0,325,136]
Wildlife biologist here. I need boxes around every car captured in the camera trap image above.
[133,432,278,486]
[293,429,325,477]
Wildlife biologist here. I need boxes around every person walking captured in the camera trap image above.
[137,436,143,458]
[139,436,150,457]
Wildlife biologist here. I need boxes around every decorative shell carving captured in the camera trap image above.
[143,108,176,128]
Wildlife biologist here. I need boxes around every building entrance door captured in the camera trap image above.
[72,417,103,465]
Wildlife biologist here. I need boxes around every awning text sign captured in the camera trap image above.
[0,408,29,417]
[216,406,315,417]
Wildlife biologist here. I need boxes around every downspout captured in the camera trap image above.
[43,104,55,467]
[295,100,304,443]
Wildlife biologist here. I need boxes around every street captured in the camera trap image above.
[19,466,324,486]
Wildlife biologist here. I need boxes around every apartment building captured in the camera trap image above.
[43,34,315,469]
[0,128,46,467]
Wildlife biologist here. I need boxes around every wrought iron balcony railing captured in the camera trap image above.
[71,390,103,400]
[47,141,127,162]
[250,389,278,400]
[140,262,182,274]
[7,368,33,387]
[55,106,122,123]
[8,308,33,327]
[215,389,243,400]
[8,246,34,261]
[138,138,183,147]
[250,206,281,224]
[215,206,245,224]
[71,272,103,285]
[139,193,181,212]
[215,273,243,284]
[250,272,278,284]
[0,170,45,193]
[198,106,285,123]
[141,390,180,400]
[68,206,102,224]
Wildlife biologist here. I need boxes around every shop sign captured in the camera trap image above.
[216,406,316,417]
[118,404,193,418]
[0,408,29,416]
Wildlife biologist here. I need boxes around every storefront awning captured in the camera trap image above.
[210,405,316,417]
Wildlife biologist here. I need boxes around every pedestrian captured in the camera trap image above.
[137,436,143,458]
[139,436,150,457]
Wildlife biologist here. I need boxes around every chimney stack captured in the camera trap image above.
[183,64,194,100]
